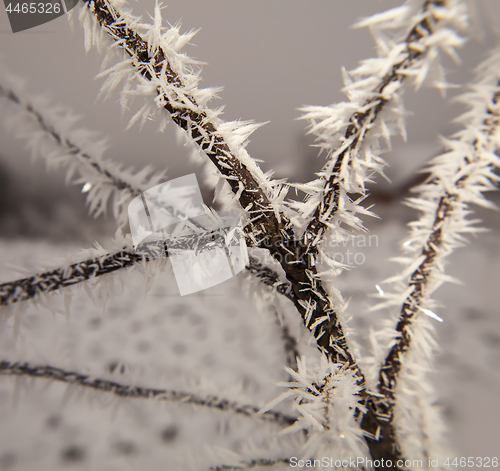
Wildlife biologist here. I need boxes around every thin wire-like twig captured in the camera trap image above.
[0,248,143,307]
[209,458,290,471]
[0,361,296,427]
[245,258,295,303]
[270,306,300,371]
[0,83,141,198]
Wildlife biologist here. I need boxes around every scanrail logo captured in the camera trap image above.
[128,174,248,296]
[3,0,77,33]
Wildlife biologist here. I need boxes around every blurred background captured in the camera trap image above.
[0,1,499,469]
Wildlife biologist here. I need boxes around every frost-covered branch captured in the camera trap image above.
[0,81,166,227]
[75,5,406,464]
[78,4,354,368]
[69,3,473,467]
[0,361,294,426]
[79,0,288,246]
[77,0,358,376]
[0,246,143,307]
[0,241,292,307]
[298,0,467,246]
[254,5,470,462]
[366,47,500,460]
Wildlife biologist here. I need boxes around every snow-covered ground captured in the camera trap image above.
[0,204,498,470]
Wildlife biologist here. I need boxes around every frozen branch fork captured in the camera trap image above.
[1,0,498,469]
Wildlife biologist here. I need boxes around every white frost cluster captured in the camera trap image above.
[262,356,368,465]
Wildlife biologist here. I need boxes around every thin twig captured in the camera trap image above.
[210,458,290,471]
[270,306,299,371]
[0,361,296,427]
[303,0,447,246]
[371,81,500,423]
[0,246,293,308]
[0,249,143,306]
[0,83,140,198]
[245,257,295,303]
